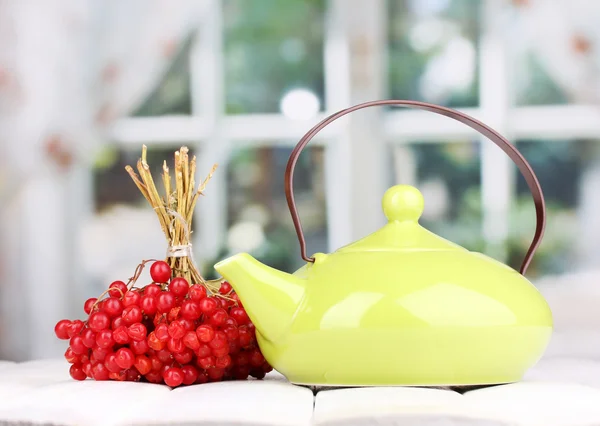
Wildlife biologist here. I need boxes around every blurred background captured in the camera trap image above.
[2,0,600,361]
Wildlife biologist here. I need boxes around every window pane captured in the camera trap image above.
[93,145,197,211]
[514,53,569,106]
[510,140,600,277]
[132,38,192,116]
[388,0,480,107]
[391,140,482,249]
[203,144,327,277]
[511,2,593,105]
[223,0,326,114]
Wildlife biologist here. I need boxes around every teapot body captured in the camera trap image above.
[216,100,555,387]
[258,251,552,386]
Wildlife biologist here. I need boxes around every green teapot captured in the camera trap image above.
[215,100,553,387]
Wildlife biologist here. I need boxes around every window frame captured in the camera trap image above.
[106,0,600,264]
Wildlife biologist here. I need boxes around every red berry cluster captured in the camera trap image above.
[55,261,272,387]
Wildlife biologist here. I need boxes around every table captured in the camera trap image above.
[0,356,599,425]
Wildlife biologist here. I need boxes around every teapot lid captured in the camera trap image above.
[336,185,467,253]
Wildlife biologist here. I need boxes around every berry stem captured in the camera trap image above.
[126,259,157,289]
[90,259,158,312]
[91,287,124,311]
[126,146,220,291]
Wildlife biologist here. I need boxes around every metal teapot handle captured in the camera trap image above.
[284,99,546,276]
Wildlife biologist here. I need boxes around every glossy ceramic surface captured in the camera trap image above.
[214,185,553,386]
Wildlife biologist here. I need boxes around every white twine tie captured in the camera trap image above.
[165,209,198,270]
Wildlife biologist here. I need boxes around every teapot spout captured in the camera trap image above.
[214,253,306,343]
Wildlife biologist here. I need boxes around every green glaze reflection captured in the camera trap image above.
[320,292,384,330]
[215,185,553,386]
[397,283,518,326]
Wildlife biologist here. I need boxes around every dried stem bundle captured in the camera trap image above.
[126,145,219,292]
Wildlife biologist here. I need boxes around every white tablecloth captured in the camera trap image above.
[0,356,599,425]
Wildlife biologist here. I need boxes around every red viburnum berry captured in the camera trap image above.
[147,331,166,351]
[235,352,249,367]
[145,370,163,384]
[167,306,180,322]
[111,316,124,330]
[230,307,250,325]
[122,305,142,325]
[83,362,94,378]
[168,321,185,340]
[197,355,215,370]
[179,318,194,331]
[109,371,126,381]
[92,347,109,362]
[195,371,209,384]
[108,281,127,298]
[134,355,152,375]
[238,327,253,348]
[115,347,135,370]
[69,364,87,381]
[144,283,162,296]
[212,346,229,357]
[127,323,147,341]
[156,348,172,364]
[223,317,238,327]
[88,312,109,332]
[216,354,232,369]
[207,367,224,382]
[122,290,141,307]
[69,335,87,355]
[104,353,121,373]
[113,325,130,345]
[68,320,85,337]
[150,261,171,283]
[155,323,169,342]
[182,331,200,351]
[157,291,176,313]
[125,368,141,382]
[64,347,79,364]
[167,337,185,354]
[219,282,232,294]
[199,297,218,315]
[208,331,227,350]
[130,338,149,355]
[102,297,123,317]
[169,277,189,297]
[54,319,72,340]
[181,365,198,385]
[223,326,239,342]
[173,348,193,364]
[228,340,240,355]
[95,329,114,349]
[249,350,265,367]
[218,298,230,309]
[81,328,96,348]
[209,309,228,327]
[83,298,97,315]
[180,300,201,320]
[251,369,266,380]
[195,344,211,358]
[92,363,109,381]
[196,324,215,343]
[163,366,184,387]
[233,365,250,380]
[149,355,163,372]
[140,295,157,315]
[188,284,207,302]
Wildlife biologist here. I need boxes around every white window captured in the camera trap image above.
[78,0,600,349]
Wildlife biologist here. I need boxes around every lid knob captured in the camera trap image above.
[382,185,424,222]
